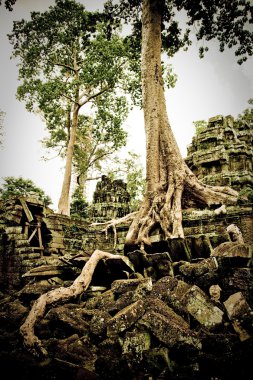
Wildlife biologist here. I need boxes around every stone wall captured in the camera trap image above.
[0,195,252,290]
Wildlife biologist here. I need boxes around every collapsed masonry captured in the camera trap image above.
[0,231,252,379]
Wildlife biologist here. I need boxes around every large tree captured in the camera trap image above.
[103,0,253,247]
[9,0,138,216]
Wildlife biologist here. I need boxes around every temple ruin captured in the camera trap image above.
[88,175,131,222]
[186,114,252,191]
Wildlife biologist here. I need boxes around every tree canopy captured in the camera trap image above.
[9,0,140,215]
[105,0,253,64]
[0,176,52,206]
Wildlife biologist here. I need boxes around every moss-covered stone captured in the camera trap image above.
[107,299,145,337]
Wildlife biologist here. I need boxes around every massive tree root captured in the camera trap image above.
[125,167,238,246]
[20,249,133,358]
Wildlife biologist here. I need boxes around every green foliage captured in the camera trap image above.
[236,98,253,126]
[0,176,52,206]
[72,98,128,186]
[70,187,88,218]
[0,0,16,10]
[163,63,178,89]
[237,186,253,205]
[105,0,253,64]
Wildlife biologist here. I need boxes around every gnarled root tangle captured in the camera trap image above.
[125,169,238,246]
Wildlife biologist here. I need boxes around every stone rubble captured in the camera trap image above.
[0,237,252,380]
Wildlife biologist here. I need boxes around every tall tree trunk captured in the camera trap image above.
[125,0,238,246]
[58,104,80,215]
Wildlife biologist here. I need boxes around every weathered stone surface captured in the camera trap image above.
[18,283,60,301]
[46,334,97,370]
[143,347,173,375]
[223,292,252,320]
[146,252,174,279]
[139,310,201,350]
[46,304,90,336]
[186,114,253,194]
[85,289,115,311]
[219,268,253,303]
[178,257,218,278]
[144,296,189,329]
[0,299,28,329]
[211,242,253,267]
[181,285,224,329]
[152,276,224,329]
[151,276,190,318]
[223,292,253,341]
[89,310,111,336]
[22,264,64,277]
[0,137,252,379]
[122,330,151,362]
[114,290,135,311]
[95,337,130,379]
[107,299,145,337]
[111,278,146,295]
[209,284,222,302]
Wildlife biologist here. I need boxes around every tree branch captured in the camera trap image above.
[90,212,138,248]
[79,85,111,107]
[49,60,76,73]
[88,148,117,168]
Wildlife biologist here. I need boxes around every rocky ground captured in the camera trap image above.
[0,240,252,380]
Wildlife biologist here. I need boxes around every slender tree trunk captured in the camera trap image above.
[125,0,238,246]
[58,104,80,215]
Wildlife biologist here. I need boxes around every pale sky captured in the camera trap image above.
[0,0,252,210]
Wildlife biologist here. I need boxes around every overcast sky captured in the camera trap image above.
[0,0,252,210]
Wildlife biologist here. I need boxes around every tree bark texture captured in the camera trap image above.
[58,104,80,215]
[20,249,133,357]
[125,0,238,246]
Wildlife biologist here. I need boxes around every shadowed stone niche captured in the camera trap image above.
[88,175,130,222]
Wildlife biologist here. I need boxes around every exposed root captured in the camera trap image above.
[126,169,238,247]
[20,249,133,358]
[90,212,137,248]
